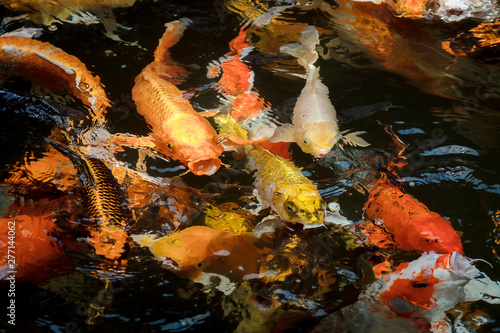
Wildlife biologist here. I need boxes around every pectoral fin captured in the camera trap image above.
[340,130,370,147]
[269,124,295,143]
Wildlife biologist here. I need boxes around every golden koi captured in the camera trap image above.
[215,113,325,227]
[139,226,270,281]
[0,36,110,124]
[273,25,369,157]
[132,19,223,176]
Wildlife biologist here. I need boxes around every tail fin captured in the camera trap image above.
[280,25,320,72]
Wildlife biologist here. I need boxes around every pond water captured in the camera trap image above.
[1,0,500,332]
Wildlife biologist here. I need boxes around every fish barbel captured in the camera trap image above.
[0,36,110,124]
[274,25,369,157]
[132,19,223,176]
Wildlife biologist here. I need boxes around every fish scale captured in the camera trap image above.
[80,157,131,228]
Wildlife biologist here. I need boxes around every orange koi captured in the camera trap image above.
[208,24,269,121]
[364,179,463,254]
[132,19,223,176]
[0,198,75,284]
[209,25,292,159]
[139,225,271,281]
[0,36,110,124]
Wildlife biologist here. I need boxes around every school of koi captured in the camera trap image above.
[1,0,500,332]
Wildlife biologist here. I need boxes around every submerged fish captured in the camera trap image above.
[139,225,270,281]
[273,25,369,157]
[312,251,500,332]
[0,36,110,124]
[352,0,500,22]
[131,19,223,176]
[364,179,464,254]
[0,199,72,284]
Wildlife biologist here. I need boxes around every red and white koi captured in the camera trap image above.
[312,251,500,332]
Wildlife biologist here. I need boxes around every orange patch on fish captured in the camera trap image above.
[0,36,110,123]
[364,180,463,254]
[147,226,270,281]
[380,274,440,313]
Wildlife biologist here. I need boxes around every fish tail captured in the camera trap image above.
[154,18,192,63]
[280,25,319,72]
[339,130,370,148]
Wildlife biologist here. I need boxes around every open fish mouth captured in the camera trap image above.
[160,257,180,270]
[188,158,221,176]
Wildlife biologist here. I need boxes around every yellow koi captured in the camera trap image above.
[215,113,325,227]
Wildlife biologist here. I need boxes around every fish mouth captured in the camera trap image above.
[160,257,180,270]
[188,158,221,176]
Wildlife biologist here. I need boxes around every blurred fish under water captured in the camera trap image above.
[1,0,500,332]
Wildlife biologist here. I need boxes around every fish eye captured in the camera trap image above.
[167,143,173,149]
[196,262,204,268]
[285,202,296,213]
[303,138,309,145]
[171,239,180,244]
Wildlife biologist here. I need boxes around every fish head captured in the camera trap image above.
[277,186,325,227]
[394,216,464,254]
[149,227,215,278]
[155,121,224,176]
[295,122,338,156]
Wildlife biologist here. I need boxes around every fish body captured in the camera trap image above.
[277,26,368,157]
[76,157,132,260]
[246,144,325,227]
[312,251,500,332]
[145,226,270,281]
[132,20,223,176]
[0,36,109,124]
[364,179,463,254]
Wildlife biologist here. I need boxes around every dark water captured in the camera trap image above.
[1,0,500,332]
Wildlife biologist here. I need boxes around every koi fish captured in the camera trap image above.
[0,36,110,124]
[311,251,500,332]
[442,21,500,58]
[207,24,269,121]
[208,25,292,160]
[364,179,464,254]
[352,0,499,21]
[138,225,270,281]
[3,0,137,25]
[49,136,133,261]
[132,19,223,176]
[273,25,369,157]
[0,199,72,284]
[216,113,325,227]
[204,202,256,233]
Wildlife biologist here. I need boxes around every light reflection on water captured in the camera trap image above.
[1,0,500,332]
